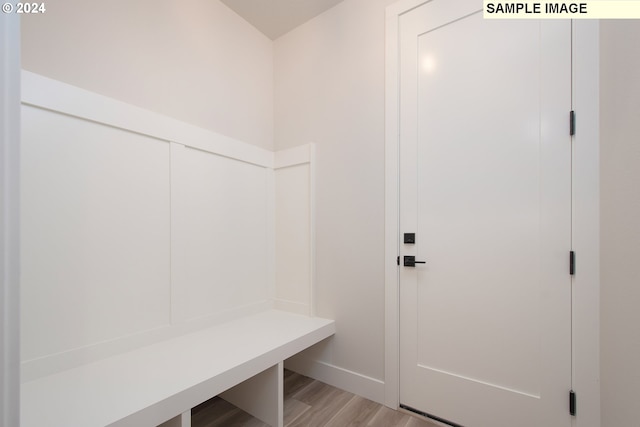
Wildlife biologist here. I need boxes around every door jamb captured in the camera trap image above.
[1,11,21,427]
[383,3,600,425]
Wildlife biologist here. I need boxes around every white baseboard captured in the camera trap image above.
[285,355,385,405]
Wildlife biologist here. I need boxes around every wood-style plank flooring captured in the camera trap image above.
[191,370,440,427]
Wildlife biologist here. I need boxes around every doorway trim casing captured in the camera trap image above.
[383,2,600,426]
[1,10,21,427]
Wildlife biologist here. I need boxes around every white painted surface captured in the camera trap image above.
[21,72,274,168]
[221,362,283,427]
[286,349,386,404]
[275,0,396,395]
[275,164,311,314]
[273,144,316,316]
[273,144,311,169]
[384,2,402,408]
[572,21,601,427]
[171,143,270,323]
[600,20,640,427]
[21,0,274,150]
[387,1,601,423]
[221,0,345,40]
[19,73,279,381]
[398,3,571,425]
[157,412,190,427]
[0,12,21,427]
[20,105,172,362]
[20,310,335,427]
[181,412,191,427]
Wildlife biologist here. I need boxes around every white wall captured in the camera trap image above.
[600,20,640,427]
[21,0,274,151]
[275,0,396,399]
[1,12,21,427]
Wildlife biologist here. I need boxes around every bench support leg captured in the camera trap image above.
[157,410,190,427]
[220,362,284,427]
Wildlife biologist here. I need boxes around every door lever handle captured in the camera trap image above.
[403,256,426,267]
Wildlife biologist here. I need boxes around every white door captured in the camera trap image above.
[398,1,572,426]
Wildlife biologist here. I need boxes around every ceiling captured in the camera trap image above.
[221,0,345,40]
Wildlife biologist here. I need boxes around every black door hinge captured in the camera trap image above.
[570,390,576,416]
[397,256,400,266]
[570,251,575,275]
[570,110,576,136]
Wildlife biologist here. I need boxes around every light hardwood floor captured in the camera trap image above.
[191,370,440,427]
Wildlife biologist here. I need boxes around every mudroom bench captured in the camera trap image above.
[21,310,335,427]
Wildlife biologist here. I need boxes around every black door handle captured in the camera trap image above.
[403,256,426,267]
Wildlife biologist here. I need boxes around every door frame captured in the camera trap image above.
[1,11,21,427]
[384,2,600,426]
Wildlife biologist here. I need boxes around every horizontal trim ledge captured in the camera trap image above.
[21,71,274,168]
[274,144,312,169]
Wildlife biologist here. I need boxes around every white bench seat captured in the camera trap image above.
[21,310,335,427]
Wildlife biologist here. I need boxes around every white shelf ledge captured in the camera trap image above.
[21,309,335,427]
